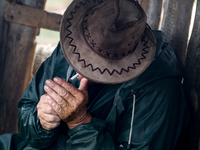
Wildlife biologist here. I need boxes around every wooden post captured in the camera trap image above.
[0,0,7,93]
[184,0,200,149]
[161,0,194,68]
[140,0,163,30]
[0,0,46,134]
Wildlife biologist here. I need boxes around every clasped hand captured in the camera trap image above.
[37,77,92,130]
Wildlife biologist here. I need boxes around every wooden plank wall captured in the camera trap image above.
[139,0,194,68]
[138,0,163,30]
[0,0,46,134]
[184,1,200,149]
[161,0,194,68]
[0,0,7,89]
[0,0,200,149]
[141,0,199,149]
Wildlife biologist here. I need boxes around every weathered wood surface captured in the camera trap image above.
[161,0,194,68]
[139,0,194,68]
[138,0,163,30]
[0,0,7,94]
[0,24,38,134]
[184,0,200,149]
[12,0,46,9]
[0,0,46,134]
[5,2,62,31]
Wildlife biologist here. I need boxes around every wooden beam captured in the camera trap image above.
[4,1,62,31]
[0,1,7,87]
[0,0,10,134]
[184,0,200,149]
[11,0,46,9]
[161,0,194,68]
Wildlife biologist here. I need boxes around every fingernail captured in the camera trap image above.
[44,85,49,90]
[46,80,51,85]
[54,77,59,82]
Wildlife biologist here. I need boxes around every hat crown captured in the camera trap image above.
[83,0,147,59]
[60,0,156,84]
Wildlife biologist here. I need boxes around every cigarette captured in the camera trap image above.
[69,73,79,82]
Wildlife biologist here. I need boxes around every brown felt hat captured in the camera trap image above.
[60,0,157,84]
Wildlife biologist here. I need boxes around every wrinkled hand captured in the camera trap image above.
[44,77,92,129]
[37,94,61,130]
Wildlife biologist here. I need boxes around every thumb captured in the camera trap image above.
[78,78,89,95]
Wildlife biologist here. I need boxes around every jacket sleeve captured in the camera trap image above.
[66,118,117,150]
[65,77,190,150]
[18,43,69,149]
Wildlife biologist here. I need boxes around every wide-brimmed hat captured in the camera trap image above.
[60,0,156,84]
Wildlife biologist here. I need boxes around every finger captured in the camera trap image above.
[45,79,72,98]
[40,94,51,104]
[40,119,60,131]
[53,77,83,98]
[77,74,83,81]
[38,108,60,123]
[46,95,64,117]
[38,103,58,115]
[78,78,88,95]
[40,113,61,123]
[44,84,69,108]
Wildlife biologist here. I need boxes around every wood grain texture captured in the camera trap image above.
[0,23,38,134]
[137,0,163,30]
[161,0,194,68]
[141,0,163,30]
[0,0,46,134]
[5,2,62,31]
[184,0,200,149]
[0,0,7,92]
[11,0,46,9]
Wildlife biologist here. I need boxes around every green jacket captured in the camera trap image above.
[0,31,190,150]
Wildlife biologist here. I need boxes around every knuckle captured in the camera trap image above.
[38,112,45,121]
[51,122,60,129]
[55,122,60,127]
[73,103,79,110]
[41,95,45,99]
[44,125,51,130]
[37,109,41,115]
[55,105,61,113]
[70,103,78,113]
[56,95,63,104]
[39,95,46,103]
[59,89,68,97]
[40,120,46,128]
[37,104,40,109]
[48,107,55,114]
[37,105,42,112]
[47,88,53,94]
[48,115,56,122]
[37,112,41,119]
[78,95,85,103]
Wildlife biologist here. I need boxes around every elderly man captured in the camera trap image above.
[0,0,190,149]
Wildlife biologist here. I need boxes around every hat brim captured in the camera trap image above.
[60,0,157,84]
